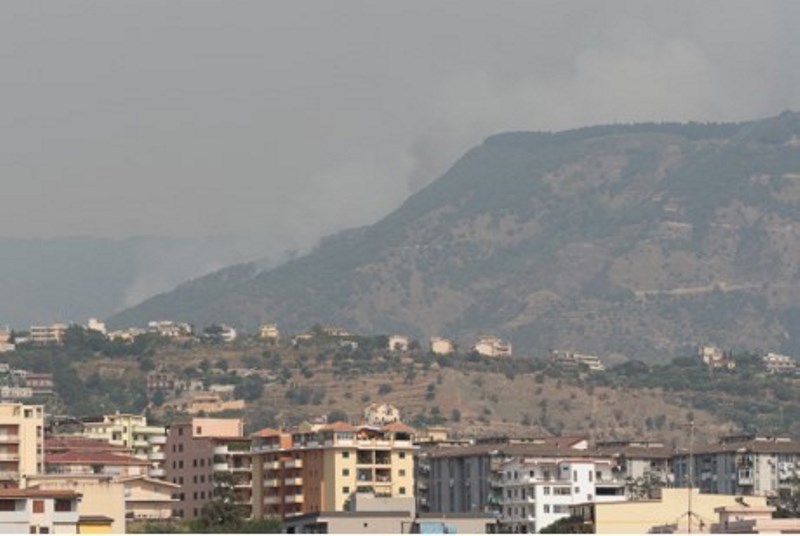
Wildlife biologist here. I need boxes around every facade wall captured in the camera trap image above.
[163,422,214,520]
[0,403,44,482]
[25,476,126,533]
[577,489,768,534]
[429,454,492,514]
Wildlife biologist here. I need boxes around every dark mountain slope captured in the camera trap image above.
[110,112,800,362]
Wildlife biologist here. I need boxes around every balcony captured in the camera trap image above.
[264,460,281,470]
[234,480,253,489]
[133,439,150,448]
[53,511,80,524]
[214,445,229,456]
[0,470,18,480]
[149,451,166,461]
[214,463,230,472]
[264,496,282,505]
[149,468,166,478]
[285,477,303,486]
[149,435,167,445]
[287,494,304,503]
[263,478,280,487]
[0,453,20,461]
[231,464,252,472]
[0,435,20,444]
[285,459,303,469]
[0,511,28,523]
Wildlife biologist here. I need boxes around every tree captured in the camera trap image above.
[772,476,800,517]
[190,473,247,533]
[540,516,591,533]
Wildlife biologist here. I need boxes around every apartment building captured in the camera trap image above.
[427,439,624,520]
[672,434,800,496]
[494,456,625,533]
[250,421,416,520]
[0,403,44,484]
[163,417,245,521]
[551,351,606,372]
[28,324,68,345]
[81,413,167,478]
[762,352,796,374]
[0,488,81,534]
[24,474,127,533]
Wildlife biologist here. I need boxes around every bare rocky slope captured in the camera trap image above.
[110,112,800,363]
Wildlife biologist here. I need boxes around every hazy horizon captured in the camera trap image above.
[2,1,799,254]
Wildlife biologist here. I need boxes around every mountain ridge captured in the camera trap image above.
[110,112,800,362]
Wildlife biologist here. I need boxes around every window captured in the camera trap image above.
[399,469,406,477]
[179,460,183,469]
[178,428,183,436]
[0,500,15,512]
[33,500,44,514]
[178,444,183,453]
[200,459,205,467]
[399,452,406,459]
[29,527,36,534]
[543,487,550,495]
[196,426,202,435]
[39,528,49,534]
[399,487,406,495]
[342,452,350,459]
[342,469,350,476]
[529,470,535,478]
[588,470,593,482]
[54,500,72,512]
[342,487,350,494]
[573,470,577,481]
[193,475,197,484]
[200,492,205,500]
[193,459,198,467]
[544,505,550,513]
[574,486,580,493]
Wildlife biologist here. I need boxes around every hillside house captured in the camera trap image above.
[29,323,68,345]
[472,336,512,358]
[429,337,454,355]
[147,320,192,339]
[552,351,606,371]
[363,403,401,425]
[699,345,736,370]
[259,323,280,342]
[86,318,107,335]
[388,334,410,352]
[762,352,796,374]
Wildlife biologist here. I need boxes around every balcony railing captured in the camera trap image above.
[285,459,303,469]
[285,477,303,486]
[149,435,167,445]
[0,435,20,443]
[214,445,229,456]
[149,468,166,478]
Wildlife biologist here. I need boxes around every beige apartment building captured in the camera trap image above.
[81,412,167,478]
[250,421,416,519]
[0,403,44,484]
[28,324,68,345]
[164,417,246,521]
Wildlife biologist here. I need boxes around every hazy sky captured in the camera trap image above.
[3,1,799,250]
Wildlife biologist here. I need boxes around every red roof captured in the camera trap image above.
[319,421,356,432]
[46,451,150,466]
[0,488,80,499]
[383,422,416,434]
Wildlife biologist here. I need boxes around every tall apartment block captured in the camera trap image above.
[163,417,246,521]
[0,403,44,485]
[672,434,800,496]
[250,422,416,519]
[81,413,168,478]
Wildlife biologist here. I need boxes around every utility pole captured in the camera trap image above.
[688,420,695,534]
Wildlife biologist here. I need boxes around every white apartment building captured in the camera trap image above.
[81,413,167,479]
[495,457,626,533]
[86,318,107,335]
[762,352,796,374]
[259,323,280,341]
